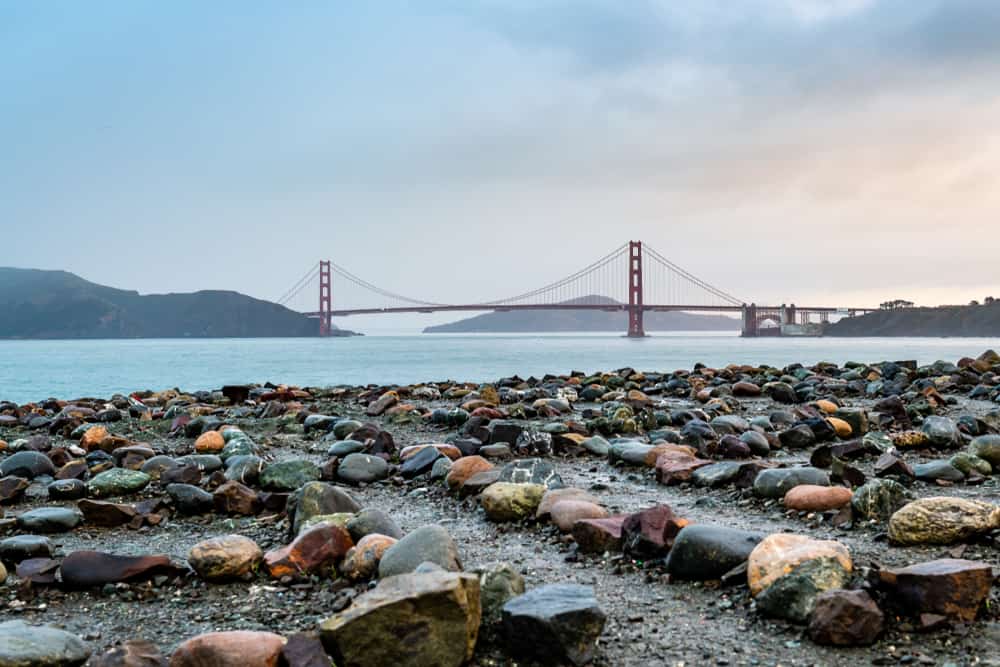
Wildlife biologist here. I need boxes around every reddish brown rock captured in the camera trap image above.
[89,639,167,666]
[60,550,181,588]
[170,631,286,667]
[81,426,110,452]
[783,485,853,512]
[535,488,599,522]
[16,557,61,584]
[457,470,501,498]
[263,523,354,578]
[213,480,261,516]
[622,505,688,558]
[643,443,698,467]
[549,500,609,533]
[808,589,884,646]
[446,456,494,492]
[655,454,712,486]
[879,558,993,623]
[732,382,762,397]
[279,634,329,667]
[572,516,626,554]
[78,499,138,527]
[340,534,398,581]
[56,460,89,480]
[0,475,29,503]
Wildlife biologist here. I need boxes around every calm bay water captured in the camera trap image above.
[1,332,999,405]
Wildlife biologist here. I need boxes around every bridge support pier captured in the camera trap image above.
[318,260,332,337]
[741,303,758,337]
[627,240,645,337]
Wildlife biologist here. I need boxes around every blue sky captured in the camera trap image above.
[2,1,999,329]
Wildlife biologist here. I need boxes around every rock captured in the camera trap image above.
[78,499,137,527]
[779,425,816,449]
[949,452,992,477]
[87,468,151,498]
[167,483,215,515]
[655,455,712,485]
[479,443,511,459]
[691,461,744,488]
[87,639,166,667]
[47,478,87,501]
[260,460,321,491]
[665,525,764,581]
[783,485,852,512]
[279,634,329,667]
[851,479,908,521]
[170,631,286,667]
[480,483,545,522]
[913,460,965,483]
[297,513,354,535]
[430,457,452,481]
[740,431,771,456]
[608,441,654,466]
[475,562,526,622]
[326,439,365,458]
[968,434,1000,466]
[732,381,762,397]
[332,419,363,440]
[213,480,262,516]
[549,500,608,532]
[535,488,599,522]
[337,453,389,485]
[399,447,442,479]
[874,452,915,479]
[888,496,1000,545]
[879,558,993,623]
[319,571,480,667]
[753,467,829,499]
[497,458,564,489]
[0,620,91,666]
[366,391,398,416]
[502,584,606,667]
[572,516,626,554]
[378,525,462,578]
[0,451,56,478]
[445,456,493,492]
[188,534,263,582]
[264,522,354,578]
[457,470,501,498]
[0,475,30,503]
[194,430,225,454]
[834,408,868,436]
[0,535,53,563]
[340,534,397,581]
[748,534,852,596]
[808,589,884,646]
[60,550,180,588]
[289,482,361,536]
[580,436,610,457]
[346,508,403,542]
[621,504,688,558]
[749,534,853,623]
[922,416,960,448]
[16,506,82,533]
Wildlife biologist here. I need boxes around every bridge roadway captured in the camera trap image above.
[303,304,857,317]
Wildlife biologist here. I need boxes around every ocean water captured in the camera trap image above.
[1,332,998,405]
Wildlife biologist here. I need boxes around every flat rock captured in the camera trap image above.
[808,589,884,646]
[320,571,480,667]
[879,558,993,623]
[16,507,81,533]
[87,468,150,498]
[0,620,91,666]
[502,584,606,667]
[497,458,564,489]
[572,516,626,554]
[60,550,180,588]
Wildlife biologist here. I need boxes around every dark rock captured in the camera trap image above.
[502,584,606,667]
[621,504,686,558]
[497,458,564,489]
[0,535,54,563]
[337,453,389,485]
[753,467,829,499]
[399,447,442,479]
[808,589,884,646]
[378,525,462,578]
[0,475,30,503]
[60,550,181,588]
[47,478,87,501]
[78,499,137,527]
[16,506,81,533]
[0,451,56,478]
[212,480,262,516]
[913,460,965,483]
[879,558,993,623]
[665,525,763,581]
[851,478,908,521]
[166,483,215,515]
[280,633,330,667]
[346,508,403,542]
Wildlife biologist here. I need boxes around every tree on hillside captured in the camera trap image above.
[880,299,915,310]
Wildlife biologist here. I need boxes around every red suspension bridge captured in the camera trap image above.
[276,241,875,338]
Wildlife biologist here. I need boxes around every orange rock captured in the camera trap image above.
[644,444,697,467]
[783,485,853,511]
[655,454,712,485]
[815,399,838,414]
[445,456,494,491]
[827,418,852,438]
[340,534,397,580]
[549,500,609,532]
[748,534,852,596]
[81,426,109,452]
[194,430,225,454]
[401,444,463,461]
[170,631,286,667]
[263,523,354,578]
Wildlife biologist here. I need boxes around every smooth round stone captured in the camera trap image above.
[87,468,151,498]
[968,434,1000,466]
[176,454,224,472]
[332,420,363,440]
[740,431,771,456]
[665,525,764,580]
[327,439,366,458]
[17,507,82,533]
[399,447,442,479]
[166,483,215,515]
[0,620,91,666]
[346,508,403,542]
[580,436,610,457]
[430,457,452,480]
[913,460,965,483]
[224,455,264,485]
[0,535,54,563]
[337,454,389,485]
[753,467,830,499]
[479,444,512,460]
[220,439,256,461]
[783,485,853,511]
[692,462,744,488]
[260,460,321,491]
[0,451,56,479]
[47,478,88,500]
[140,455,180,480]
[378,525,461,578]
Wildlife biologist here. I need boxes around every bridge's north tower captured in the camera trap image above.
[627,240,645,338]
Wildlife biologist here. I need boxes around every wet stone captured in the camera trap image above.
[0,451,56,479]
[502,584,606,667]
[497,458,564,489]
[753,467,830,499]
[808,589,884,646]
[16,506,82,533]
[0,620,91,666]
[60,550,180,588]
[879,558,993,623]
[0,535,53,563]
[665,525,764,581]
[47,478,87,500]
[378,524,462,578]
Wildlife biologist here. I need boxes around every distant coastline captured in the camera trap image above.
[826,302,1000,337]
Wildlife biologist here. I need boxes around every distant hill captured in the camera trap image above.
[826,302,1000,337]
[0,267,355,339]
[423,296,740,333]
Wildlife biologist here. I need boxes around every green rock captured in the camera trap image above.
[852,479,908,521]
[260,459,321,491]
[288,481,361,535]
[474,562,526,622]
[87,469,151,498]
[949,452,992,477]
[755,557,851,623]
[968,435,1000,467]
[332,419,363,440]
[480,483,545,522]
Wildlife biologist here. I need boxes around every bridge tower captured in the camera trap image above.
[318,260,332,337]
[627,240,645,337]
[741,303,758,337]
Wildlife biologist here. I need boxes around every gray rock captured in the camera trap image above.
[0,620,91,666]
[753,467,830,499]
[166,483,214,515]
[224,455,264,485]
[665,525,764,580]
[740,431,771,456]
[502,584,606,667]
[474,562,526,622]
[400,447,442,478]
[608,442,653,466]
[0,451,55,479]
[580,436,610,457]
[968,434,1000,466]
[327,439,366,458]
[692,462,744,488]
[260,459,321,491]
[346,508,403,542]
[779,425,816,449]
[16,507,82,533]
[430,457,452,481]
[913,460,965,483]
[0,535,54,563]
[337,453,389,485]
[378,525,462,578]
[921,416,960,448]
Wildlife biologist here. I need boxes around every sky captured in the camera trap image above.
[2,1,999,331]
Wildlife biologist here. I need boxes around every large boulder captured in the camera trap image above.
[378,525,461,578]
[319,571,480,667]
[888,496,1000,545]
[0,620,91,666]
[502,584,606,667]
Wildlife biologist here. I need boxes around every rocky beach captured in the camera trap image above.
[2,351,1000,666]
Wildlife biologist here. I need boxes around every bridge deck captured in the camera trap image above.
[302,304,873,317]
